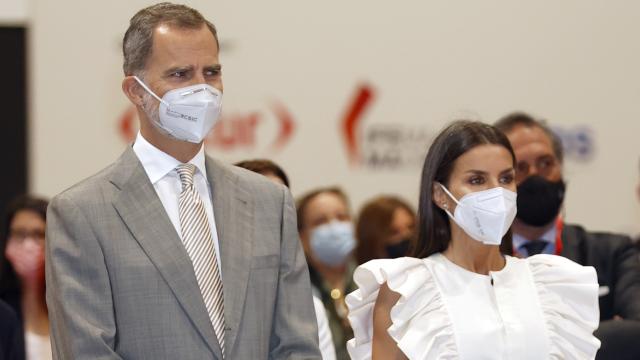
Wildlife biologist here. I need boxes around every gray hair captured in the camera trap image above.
[494,111,564,164]
[122,2,219,76]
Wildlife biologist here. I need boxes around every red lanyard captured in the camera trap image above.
[555,217,564,255]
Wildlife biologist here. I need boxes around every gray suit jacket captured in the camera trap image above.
[45,147,321,359]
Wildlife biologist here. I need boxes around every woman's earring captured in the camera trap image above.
[442,203,448,209]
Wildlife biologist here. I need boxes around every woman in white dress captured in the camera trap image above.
[346,121,601,359]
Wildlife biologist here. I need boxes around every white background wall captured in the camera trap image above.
[0,0,27,24]
[26,0,640,235]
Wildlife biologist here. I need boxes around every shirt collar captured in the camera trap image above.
[132,132,207,184]
[538,225,557,243]
[512,222,557,250]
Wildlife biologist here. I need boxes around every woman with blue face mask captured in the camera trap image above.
[346,121,601,360]
[296,187,357,360]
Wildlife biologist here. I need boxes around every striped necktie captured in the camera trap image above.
[176,163,226,357]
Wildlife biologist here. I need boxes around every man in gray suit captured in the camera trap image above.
[45,3,321,359]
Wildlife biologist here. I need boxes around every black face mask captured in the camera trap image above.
[516,176,566,227]
[385,239,411,259]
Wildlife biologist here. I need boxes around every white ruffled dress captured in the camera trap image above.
[346,254,601,360]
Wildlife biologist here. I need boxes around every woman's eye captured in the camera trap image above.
[317,217,330,226]
[469,176,484,185]
[500,174,514,184]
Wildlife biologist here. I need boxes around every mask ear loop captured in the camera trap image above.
[437,183,460,219]
[133,76,169,106]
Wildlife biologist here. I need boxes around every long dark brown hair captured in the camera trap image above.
[412,120,515,258]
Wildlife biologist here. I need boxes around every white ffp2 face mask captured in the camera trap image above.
[134,76,222,143]
[439,183,517,245]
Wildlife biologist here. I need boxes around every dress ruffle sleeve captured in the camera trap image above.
[527,254,601,360]
[345,257,458,360]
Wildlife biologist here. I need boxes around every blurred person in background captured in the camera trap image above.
[234,159,290,187]
[495,112,640,360]
[355,195,416,264]
[235,159,336,360]
[0,195,50,360]
[297,187,357,360]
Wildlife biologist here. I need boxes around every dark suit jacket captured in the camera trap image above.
[561,223,640,321]
[0,299,24,360]
[561,223,640,360]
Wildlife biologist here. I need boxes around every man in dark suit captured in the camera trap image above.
[495,112,640,360]
[45,3,320,359]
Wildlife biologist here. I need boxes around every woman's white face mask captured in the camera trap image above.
[438,183,517,245]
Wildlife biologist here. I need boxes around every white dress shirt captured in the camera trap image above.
[132,132,221,267]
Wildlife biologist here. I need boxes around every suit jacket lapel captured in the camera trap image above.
[110,148,223,359]
[206,156,254,353]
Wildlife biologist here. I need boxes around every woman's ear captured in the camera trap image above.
[432,182,449,212]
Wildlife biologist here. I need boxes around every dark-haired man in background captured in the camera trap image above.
[495,112,640,360]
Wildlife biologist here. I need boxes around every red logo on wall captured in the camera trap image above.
[339,83,433,170]
[341,84,375,165]
[117,101,296,152]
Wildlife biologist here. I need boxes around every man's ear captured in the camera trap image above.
[432,182,449,212]
[122,76,144,107]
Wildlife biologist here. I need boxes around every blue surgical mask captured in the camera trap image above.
[309,221,355,267]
